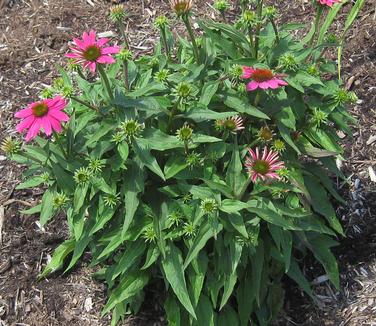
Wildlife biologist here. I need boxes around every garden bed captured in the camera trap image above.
[0,0,375,325]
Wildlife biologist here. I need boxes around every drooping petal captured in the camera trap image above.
[241,66,254,79]
[88,62,97,73]
[259,81,272,89]
[101,45,120,55]
[276,79,288,86]
[49,116,63,133]
[97,55,116,64]
[25,118,42,142]
[96,38,110,47]
[14,107,33,119]
[48,110,69,122]
[246,81,259,91]
[16,115,35,133]
[265,79,280,89]
[65,52,82,59]
[41,116,52,136]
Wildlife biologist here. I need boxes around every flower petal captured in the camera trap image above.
[97,55,116,64]
[25,118,42,142]
[15,108,33,119]
[101,45,120,55]
[16,115,35,133]
[246,81,259,91]
[48,110,69,122]
[49,116,63,133]
[41,116,52,136]
[96,38,109,47]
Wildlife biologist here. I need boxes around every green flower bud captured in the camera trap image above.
[53,78,65,91]
[120,119,144,140]
[264,6,277,18]
[170,0,193,17]
[154,15,169,29]
[271,139,286,152]
[143,225,156,243]
[168,210,183,226]
[200,198,217,215]
[66,59,80,72]
[175,82,192,99]
[307,65,320,76]
[118,48,133,61]
[62,86,74,99]
[103,193,120,208]
[112,131,125,144]
[149,57,160,68]
[183,222,196,237]
[239,10,256,27]
[40,87,54,99]
[73,167,92,185]
[1,137,21,156]
[88,158,105,174]
[40,172,50,185]
[109,4,127,23]
[155,69,170,83]
[311,108,328,127]
[53,192,69,209]
[214,0,230,11]
[258,126,274,142]
[279,53,298,71]
[176,123,193,142]
[182,193,192,203]
[229,64,244,79]
[335,89,358,105]
[186,151,202,168]
[325,33,338,44]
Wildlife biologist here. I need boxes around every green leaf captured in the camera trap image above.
[122,161,144,236]
[251,240,264,306]
[196,294,215,326]
[73,184,88,213]
[226,137,245,198]
[218,306,239,326]
[276,121,301,154]
[220,199,250,213]
[184,222,222,270]
[220,274,237,310]
[224,94,269,119]
[164,156,188,179]
[111,240,146,281]
[38,239,75,279]
[164,294,181,326]
[199,81,220,106]
[287,259,313,298]
[237,268,255,326]
[16,176,45,190]
[40,189,54,226]
[133,141,165,180]
[183,109,237,123]
[228,213,248,239]
[269,225,292,272]
[342,0,365,39]
[141,245,160,270]
[162,243,197,319]
[117,142,129,161]
[308,235,340,289]
[304,174,344,235]
[20,204,41,215]
[102,272,149,315]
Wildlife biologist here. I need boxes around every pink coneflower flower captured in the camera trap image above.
[65,30,120,73]
[15,96,69,142]
[215,115,244,133]
[245,147,284,182]
[318,0,340,6]
[241,67,288,91]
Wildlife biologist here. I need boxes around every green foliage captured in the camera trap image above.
[9,1,364,325]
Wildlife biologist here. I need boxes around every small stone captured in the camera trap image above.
[0,155,6,161]
[84,297,93,312]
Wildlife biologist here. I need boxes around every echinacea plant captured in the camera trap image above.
[4,0,366,325]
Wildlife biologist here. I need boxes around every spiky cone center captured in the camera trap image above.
[251,69,274,82]
[177,126,193,141]
[223,119,237,131]
[252,160,270,175]
[110,4,126,22]
[83,45,101,62]
[32,102,49,117]
[259,127,273,141]
[171,0,193,16]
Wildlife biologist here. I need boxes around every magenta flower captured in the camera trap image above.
[318,0,340,6]
[245,147,284,182]
[241,67,288,91]
[15,96,69,142]
[65,30,120,73]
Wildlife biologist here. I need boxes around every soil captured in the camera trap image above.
[0,0,375,325]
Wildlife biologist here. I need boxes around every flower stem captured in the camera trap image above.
[254,0,264,59]
[71,96,99,113]
[254,90,261,106]
[270,18,280,44]
[118,21,130,49]
[160,27,170,57]
[309,5,323,47]
[182,15,200,64]
[53,132,68,159]
[97,64,114,101]
[122,61,130,91]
